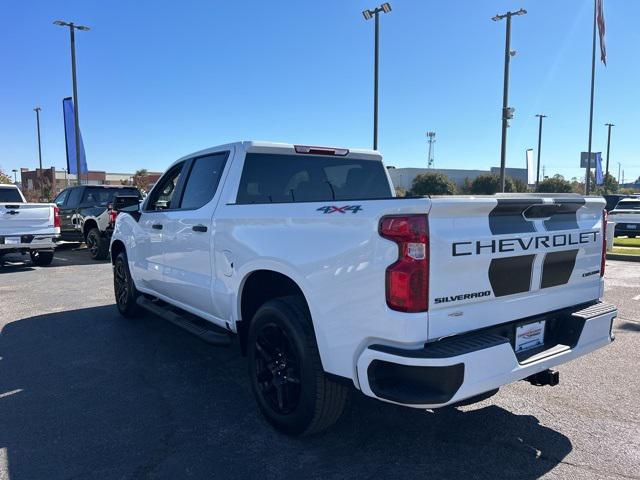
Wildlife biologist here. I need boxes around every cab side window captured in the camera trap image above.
[180,153,228,210]
[146,162,185,211]
[66,188,84,208]
[54,189,70,207]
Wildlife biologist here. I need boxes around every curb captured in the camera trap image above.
[606,253,640,262]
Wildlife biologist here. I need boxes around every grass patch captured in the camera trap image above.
[614,237,640,248]
[611,247,640,256]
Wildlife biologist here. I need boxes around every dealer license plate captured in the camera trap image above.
[515,321,546,352]
[627,224,637,229]
[4,237,20,245]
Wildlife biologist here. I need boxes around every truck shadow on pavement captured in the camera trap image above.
[0,244,107,271]
[0,305,572,480]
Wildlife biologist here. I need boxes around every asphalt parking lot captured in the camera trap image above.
[0,247,639,480]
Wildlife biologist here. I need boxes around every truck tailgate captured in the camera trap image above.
[427,195,605,340]
[0,203,57,236]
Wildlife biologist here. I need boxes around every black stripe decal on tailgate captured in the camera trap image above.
[543,199,585,231]
[540,249,579,288]
[488,254,535,297]
[489,199,543,235]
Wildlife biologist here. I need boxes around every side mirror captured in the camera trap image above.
[113,195,140,212]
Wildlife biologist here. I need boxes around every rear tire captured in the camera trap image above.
[628,234,636,239]
[247,296,348,436]
[30,250,54,266]
[114,251,141,318]
[87,227,109,260]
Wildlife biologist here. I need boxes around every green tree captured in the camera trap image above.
[537,174,573,193]
[469,173,516,194]
[592,173,619,194]
[410,172,456,196]
[132,169,150,193]
[0,169,11,184]
[511,178,530,193]
[394,186,407,197]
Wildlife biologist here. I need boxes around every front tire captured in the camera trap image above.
[86,227,109,260]
[30,250,54,266]
[114,251,141,318]
[247,296,348,436]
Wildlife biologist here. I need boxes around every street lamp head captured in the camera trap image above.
[363,3,391,20]
[76,25,90,31]
[362,9,373,20]
[53,20,90,31]
[491,14,502,21]
[515,8,527,16]
[53,20,69,26]
[381,3,392,13]
[34,107,41,113]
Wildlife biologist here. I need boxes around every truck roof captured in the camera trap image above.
[171,141,382,169]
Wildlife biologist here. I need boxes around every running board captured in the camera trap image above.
[136,296,232,346]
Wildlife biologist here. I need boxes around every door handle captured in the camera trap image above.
[192,225,208,233]
[152,224,163,230]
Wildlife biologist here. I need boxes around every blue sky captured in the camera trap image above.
[1,0,639,183]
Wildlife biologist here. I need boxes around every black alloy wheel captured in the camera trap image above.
[254,322,302,415]
[113,251,140,317]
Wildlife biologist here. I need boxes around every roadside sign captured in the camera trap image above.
[580,152,602,168]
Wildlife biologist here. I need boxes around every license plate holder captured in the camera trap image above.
[515,320,546,352]
[4,237,20,245]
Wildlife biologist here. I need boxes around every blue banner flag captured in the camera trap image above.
[63,97,88,175]
[595,152,604,185]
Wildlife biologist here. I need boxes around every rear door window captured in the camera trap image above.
[81,187,139,206]
[236,153,392,204]
[179,152,228,210]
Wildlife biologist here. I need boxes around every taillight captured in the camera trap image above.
[601,209,607,277]
[108,208,118,225]
[54,206,61,228]
[379,215,429,312]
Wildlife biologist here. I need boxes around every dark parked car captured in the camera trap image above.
[53,185,141,260]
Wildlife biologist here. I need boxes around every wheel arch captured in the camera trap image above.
[82,218,99,239]
[237,269,312,356]
[110,239,126,265]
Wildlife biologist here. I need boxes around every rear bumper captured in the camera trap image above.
[0,235,57,254]
[356,302,616,408]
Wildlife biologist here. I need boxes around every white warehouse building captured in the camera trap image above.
[387,166,529,192]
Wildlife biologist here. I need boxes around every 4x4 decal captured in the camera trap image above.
[316,205,363,214]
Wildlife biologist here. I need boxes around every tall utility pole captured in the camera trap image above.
[604,123,614,193]
[535,114,547,188]
[12,169,18,183]
[426,131,436,168]
[617,162,621,183]
[34,107,43,198]
[585,0,598,195]
[362,3,392,151]
[492,8,527,192]
[54,20,90,186]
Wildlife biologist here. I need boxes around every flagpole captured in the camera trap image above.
[585,0,597,195]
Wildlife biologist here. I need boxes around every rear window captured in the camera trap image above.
[616,200,640,211]
[236,153,392,204]
[81,187,140,206]
[0,187,23,203]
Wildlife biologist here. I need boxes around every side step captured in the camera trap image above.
[136,296,232,346]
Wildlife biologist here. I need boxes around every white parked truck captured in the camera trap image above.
[0,184,60,266]
[608,198,640,238]
[110,141,616,435]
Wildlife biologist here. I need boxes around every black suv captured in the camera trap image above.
[53,185,141,260]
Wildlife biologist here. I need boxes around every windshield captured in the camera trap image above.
[81,187,140,206]
[0,187,24,203]
[615,201,640,211]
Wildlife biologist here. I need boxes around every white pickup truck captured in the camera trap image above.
[110,141,616,435]
[0,184,60,266]
[609,198,640,238]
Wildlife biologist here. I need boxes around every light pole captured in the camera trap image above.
[362,3,392,151]
[604,123,614,193]
[54,20,90,186]
[12,169,18,184]
[535,114,547,188]
[33,107,43,198]
[492,8,527,192]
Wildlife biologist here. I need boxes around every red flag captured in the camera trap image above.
[597,0,607,65]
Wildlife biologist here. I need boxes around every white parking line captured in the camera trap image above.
[633,294,640,301]
[0,389,23,399]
